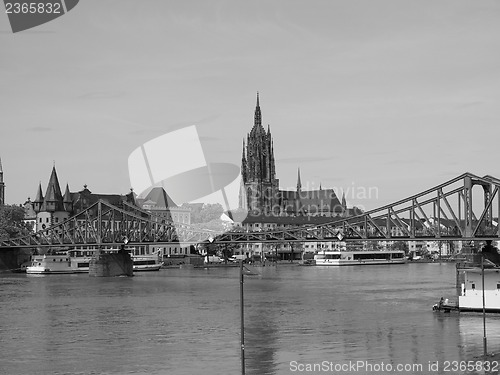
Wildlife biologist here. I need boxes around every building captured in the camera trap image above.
[136,186,191,225]
[24,165,195,258]
[240,93,280,215]
[239,93,346,217]
[30,166,136,232]
[0,157,5,206]
[236,94,358,259]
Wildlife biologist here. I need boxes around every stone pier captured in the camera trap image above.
[89,249,133,277]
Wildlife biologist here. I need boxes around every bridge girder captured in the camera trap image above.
[2,172,500,249]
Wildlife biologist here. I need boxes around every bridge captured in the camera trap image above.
[1,172,500,249]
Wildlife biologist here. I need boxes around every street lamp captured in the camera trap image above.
[240,259,245,375]
[481,250,487,357]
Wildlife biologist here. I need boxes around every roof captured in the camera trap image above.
[40,166,64,211]
[136,187,178,210]
[281,188,342,214]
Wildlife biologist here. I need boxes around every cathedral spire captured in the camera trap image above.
[254,92,262,129]
[297,168,302,193]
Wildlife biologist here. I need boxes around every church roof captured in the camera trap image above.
[280,188,342,214]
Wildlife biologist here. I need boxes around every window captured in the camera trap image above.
[472,283,476,290]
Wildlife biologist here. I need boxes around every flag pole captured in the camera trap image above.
[482,252,487,357]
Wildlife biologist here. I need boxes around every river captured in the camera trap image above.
[1,263,499,374]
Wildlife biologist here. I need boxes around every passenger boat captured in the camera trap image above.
[26,250,92,274]
[314,250,407,266]
[131,254,163,272]
[434,265,500,313]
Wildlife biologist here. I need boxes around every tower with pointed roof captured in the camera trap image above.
[238,94,347,218]
[33,183,44,212]
[240,93,280,214]
[0,157,5,206]
[34,166,71,231]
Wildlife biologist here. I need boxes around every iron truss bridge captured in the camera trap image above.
[0,200,220,249]
[215,172,500,244]
[1,172,500,249]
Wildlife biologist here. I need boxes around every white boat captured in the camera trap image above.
[26,251,92,274]
[314,250,407,266]
[457,266,500,313]
[131,254,163,272]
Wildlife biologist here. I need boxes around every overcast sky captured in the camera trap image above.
[1,0,499,211]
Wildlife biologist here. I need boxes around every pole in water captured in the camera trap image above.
[240,259,245,374]
[482,253,487,357]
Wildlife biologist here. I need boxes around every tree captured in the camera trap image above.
[198,203,224,223]
[182,203,224,223]
[0,205,31,242]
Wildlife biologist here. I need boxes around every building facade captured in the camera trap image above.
[29,166,137,233]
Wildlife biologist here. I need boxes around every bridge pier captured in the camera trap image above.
[89,248,133,277]
[0,248,31,273]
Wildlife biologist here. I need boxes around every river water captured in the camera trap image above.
[1,263,500,375]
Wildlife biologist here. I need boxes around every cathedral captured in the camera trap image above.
[240,94,346,218]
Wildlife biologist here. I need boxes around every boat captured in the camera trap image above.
[314,250,407,266]
[26,250,92,274]
[434,264,500,313]
[131,253,163,272]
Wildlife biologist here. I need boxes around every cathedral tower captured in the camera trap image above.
[240,93,280,214]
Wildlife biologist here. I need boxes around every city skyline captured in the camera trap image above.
[1,1,500,211]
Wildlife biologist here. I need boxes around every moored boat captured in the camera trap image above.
[314,250,406,266]
[131,253,163,272]
[457,265,500,312]
[26,250,92,274]
[433,262,500,313]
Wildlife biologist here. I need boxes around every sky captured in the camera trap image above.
[1,0,500,212]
